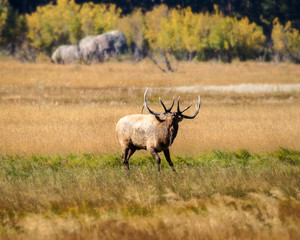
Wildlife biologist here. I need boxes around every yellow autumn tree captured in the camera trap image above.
[234,17,265,60]
[144,5,178,71]
[159,8,184,56]
[79,3,121,36]
[181,8,214,60]
[272,18,300,62]
[117,8,144,48]
[271,18,286,61]
[26,0,80,52]
[285,22,300,62]
[144,4,168,52]
[209,16,237,62]
[182,7,197,59]
[209,7,265,62]
[26,0,120,54]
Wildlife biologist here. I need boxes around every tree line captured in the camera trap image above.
[8,0,300,29]
[1,0,299,64]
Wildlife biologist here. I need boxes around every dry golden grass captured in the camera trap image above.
[1,61,299,155]
[9,192,300,240]
[1,60,300,88]
[0,102,299,155]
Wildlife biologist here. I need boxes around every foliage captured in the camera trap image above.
[272,18,300,62]
[117,8,144,47]
[234,17,266,60]
[209,13,265,62]
[159,8,184,56]
[0,0,298,62]
[182,8,212,60]
[0,0,27,54]
[144,5,176,71]
[9,1,300,42]
[144,4,168,52]
[78,2,121,36]
[144,5,214,64]
[25,0,121,54]
[209,16,236,62]
[0,0,10,37]
[26,0,80,53]
[143,5,265,64]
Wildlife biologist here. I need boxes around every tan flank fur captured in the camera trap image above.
[116,89,201,171]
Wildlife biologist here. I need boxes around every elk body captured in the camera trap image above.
[116,89,201,171]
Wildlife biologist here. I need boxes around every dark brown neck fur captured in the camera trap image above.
[166,118,179,147]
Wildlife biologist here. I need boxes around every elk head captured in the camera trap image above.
[143,88,201,124]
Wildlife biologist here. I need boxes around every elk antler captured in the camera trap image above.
[159,97,174,113]
[177,95,201,119]
[143,88,163,116]
[144,88,175,115]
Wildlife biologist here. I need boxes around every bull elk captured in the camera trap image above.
[116,89,201,171]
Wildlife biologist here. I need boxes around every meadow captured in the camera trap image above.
[0,60,300,239]
[0,151,299,239]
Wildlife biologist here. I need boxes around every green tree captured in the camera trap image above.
[209,9,265,62]
[209,16,237,62]
[0,0,27,54]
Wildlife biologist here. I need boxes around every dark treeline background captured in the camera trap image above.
[8,0,300,33]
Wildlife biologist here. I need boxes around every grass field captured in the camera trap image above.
[1,60,300,87]
[0,103,300,155]
[0,60,299,239]
[0,151,300,239]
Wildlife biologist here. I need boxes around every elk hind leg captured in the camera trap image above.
[121,146,130,171]
[126,147,136,163]
[121,145,136,171]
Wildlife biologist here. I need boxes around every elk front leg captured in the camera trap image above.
[163,149,176,172]
[148,148,161,171]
